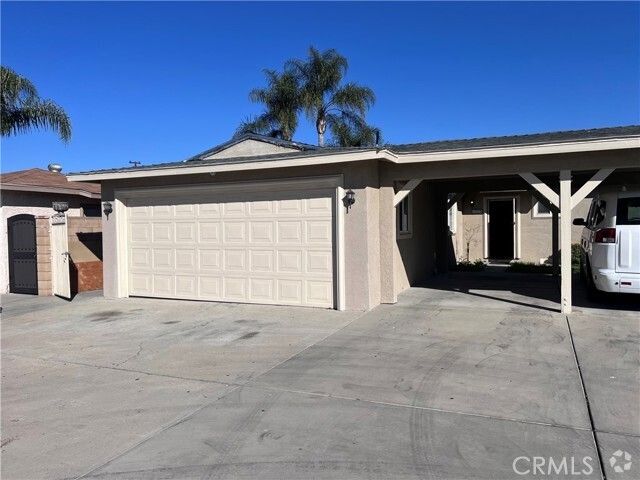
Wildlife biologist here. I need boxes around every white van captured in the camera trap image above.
[573,191,640,300]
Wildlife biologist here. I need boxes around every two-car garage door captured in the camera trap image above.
[125,187,336,308]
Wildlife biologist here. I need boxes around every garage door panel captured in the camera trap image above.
[306,251,332,275]
[250,250,274,272]
[276,199,303,215]
[223,277,246,300]
[249,200,274,215]
[176,276,197,297]
[223,202,246,216]
[130,274,151,294]
[249,221,274,243]
[278,222,302,243]
[130,223,150,243]
[127,188,335,308]
[153,249,174,269]
[306,221,332,243]
[306,197,332,214]
[152,223,173,243]
[152,204,172,217]
[250,278,274,301]
[223,250,246,272]
[199,250,221,270]
[277,250,302,273]
[223,222,246,243]
[306,280,332,305]
[198,203,221,216]
[278,279,302,303]
[175,222,197,243]
[176,249,196,269]
[153,274,173,296]
[199,222,220,243]
[199,276,220,298]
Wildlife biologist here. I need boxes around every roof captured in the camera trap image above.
[185,132,318,162]
[388,125,640,153]
[67,125,640,179]
[1,168,101,198]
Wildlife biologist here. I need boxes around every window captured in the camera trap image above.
[617,197,640,225]
[532,197,552,218]
[448,201,457,234]
[82,204,101,217]
[397,195,412,237]
[591,200,607,227]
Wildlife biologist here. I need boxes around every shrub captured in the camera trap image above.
[453,259,486,272]
[571,243,582,274]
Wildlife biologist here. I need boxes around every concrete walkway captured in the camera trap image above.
[1,274,638,479]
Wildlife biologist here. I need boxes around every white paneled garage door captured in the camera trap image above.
[125,188,335,308]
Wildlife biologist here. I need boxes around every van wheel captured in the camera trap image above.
[586,263,603,303]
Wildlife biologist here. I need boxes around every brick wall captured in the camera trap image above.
[67,217,103,292]
[35,217,52,296]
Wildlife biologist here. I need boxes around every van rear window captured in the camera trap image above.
[617,197,640,225]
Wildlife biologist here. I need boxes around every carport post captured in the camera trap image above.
[552,210,559,277]
[560,170,572,313]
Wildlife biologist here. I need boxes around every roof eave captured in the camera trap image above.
[1,183,101,198]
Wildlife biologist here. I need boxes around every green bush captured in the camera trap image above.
[453,259,486,272]
[571,243,582,274]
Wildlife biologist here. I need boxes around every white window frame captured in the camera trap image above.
[448,201,458,234]
[397,193,412,238]
[532,196,553,219]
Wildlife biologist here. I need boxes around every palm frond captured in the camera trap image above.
[1,65,71,142]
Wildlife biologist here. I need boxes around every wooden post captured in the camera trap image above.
[552,209,559,277]
[560,170,572,313]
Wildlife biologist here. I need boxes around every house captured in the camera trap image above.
[67,127,640,313]
[1,166,103,295]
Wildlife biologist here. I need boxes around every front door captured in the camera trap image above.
[488,199,515,261]
[7,214,38,294]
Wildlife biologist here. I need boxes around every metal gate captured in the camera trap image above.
[7,214,38,294]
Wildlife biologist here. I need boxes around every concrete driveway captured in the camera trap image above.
[1,273,638,479]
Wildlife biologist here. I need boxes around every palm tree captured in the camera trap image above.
[286,47,376,147]
[1,66,71,142]
[327,114,383,147]
[235,69,299,141]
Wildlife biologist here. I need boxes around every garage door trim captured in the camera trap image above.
[112,175,345,309]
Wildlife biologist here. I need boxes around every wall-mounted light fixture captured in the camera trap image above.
[103,201,113,219]
[343,189,356,213]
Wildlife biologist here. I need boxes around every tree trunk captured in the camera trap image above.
[316,116,326,147]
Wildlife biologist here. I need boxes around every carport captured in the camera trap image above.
[379,131,640,313]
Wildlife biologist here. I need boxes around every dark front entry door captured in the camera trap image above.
[488,199,514,260]
[8,214,38,294]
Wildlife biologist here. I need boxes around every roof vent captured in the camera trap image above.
[48,163,62,173]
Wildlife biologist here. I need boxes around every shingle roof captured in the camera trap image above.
[387,125,640,153]
[68,125,640,177]
[185,132,319,162]
[1,168,101,195]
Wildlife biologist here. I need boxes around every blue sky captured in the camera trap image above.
[2,1,638,174]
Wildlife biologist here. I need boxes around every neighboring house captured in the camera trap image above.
[68,127,640,313]
[449,191,591,264]
[1,166,103,295]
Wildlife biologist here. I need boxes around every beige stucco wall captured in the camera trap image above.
[454,193,592,263]
[204,140,300,160]
[394,181,437,295]
[100,161,383,311]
